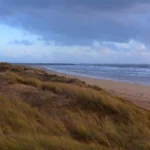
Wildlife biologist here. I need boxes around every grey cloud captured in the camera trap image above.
[1,0,150,45]
[2,0,150,11]
[9,39,34,46]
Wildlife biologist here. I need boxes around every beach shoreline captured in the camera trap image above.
[33,66,150,110]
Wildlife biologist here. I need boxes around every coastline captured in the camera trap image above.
[35,66,150,110]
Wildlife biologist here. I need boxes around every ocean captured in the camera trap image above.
[31,64,150,86]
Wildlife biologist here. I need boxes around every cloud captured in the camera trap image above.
[126,52,132,56]
[9,39,34,46]
[24,49,30,54]
[1,39,150,63]
[0,0,150,46]
[138,44,146,50]
[5,48,11,56]
[1,0,150,12]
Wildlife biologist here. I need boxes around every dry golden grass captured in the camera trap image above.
[0,63,150,150]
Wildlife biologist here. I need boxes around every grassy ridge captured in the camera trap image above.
[0,63,150,150]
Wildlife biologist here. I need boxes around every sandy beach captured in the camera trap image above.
[44,69,150,110]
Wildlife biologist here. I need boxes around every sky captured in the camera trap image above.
[0,0,150,63]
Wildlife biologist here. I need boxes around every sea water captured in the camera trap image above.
[32,64,150,86]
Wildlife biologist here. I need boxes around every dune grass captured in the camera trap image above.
[0,63,150,149]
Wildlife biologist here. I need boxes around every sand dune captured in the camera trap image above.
[47,70,150,110]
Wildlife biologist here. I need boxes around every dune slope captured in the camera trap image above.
[0,63,150,150]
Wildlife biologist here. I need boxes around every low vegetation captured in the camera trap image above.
[0,62,150,150]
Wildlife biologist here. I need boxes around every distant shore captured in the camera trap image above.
[34,66,150,110]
